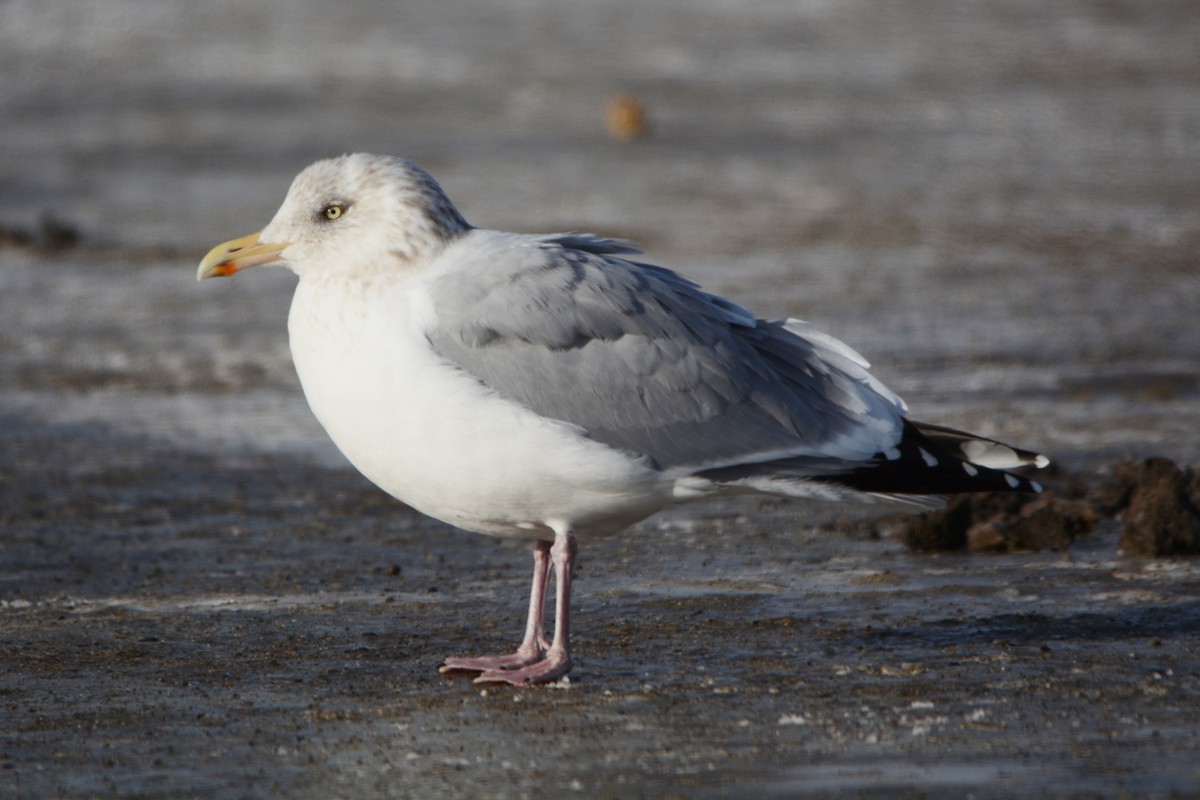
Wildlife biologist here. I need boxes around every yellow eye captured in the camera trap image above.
[323,203,346,221]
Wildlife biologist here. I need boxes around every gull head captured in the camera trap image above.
[197,153,470,281]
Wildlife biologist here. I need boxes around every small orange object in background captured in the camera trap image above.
[605,93,648,142]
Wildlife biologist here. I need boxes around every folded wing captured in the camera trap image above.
[424,232,907,476]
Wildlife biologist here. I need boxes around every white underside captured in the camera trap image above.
[288,271,691,540]
[285,261,932,540]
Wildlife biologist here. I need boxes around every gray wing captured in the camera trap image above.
[424,230,906,474]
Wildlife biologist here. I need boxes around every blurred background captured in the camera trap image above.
[4,0,1197,258]
[2,2,1200,797]
[2,1,1197,471]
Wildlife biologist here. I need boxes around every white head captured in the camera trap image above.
[197,153,470,281]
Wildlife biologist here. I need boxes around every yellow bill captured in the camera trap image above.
[197,231,290,280]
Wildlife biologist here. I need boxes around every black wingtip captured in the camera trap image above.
[811,421,1047,498]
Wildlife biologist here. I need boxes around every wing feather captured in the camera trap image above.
[424,230,906,473]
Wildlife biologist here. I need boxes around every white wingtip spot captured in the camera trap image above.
[1004,474,1020,489]
[1030,480,1044,493]
[962,462,978,477]
[1034,455,1050,469]
[918,448,938,468]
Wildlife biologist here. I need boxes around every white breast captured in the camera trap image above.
[286,273,676,539]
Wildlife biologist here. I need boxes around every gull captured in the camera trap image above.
[198,153,1047,685]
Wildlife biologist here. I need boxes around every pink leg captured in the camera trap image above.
[439,539,552,674]
[475,528,576,685]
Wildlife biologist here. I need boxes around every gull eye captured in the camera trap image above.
[321,203,347,221]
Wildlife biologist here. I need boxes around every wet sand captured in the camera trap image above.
[2,1,1200,797]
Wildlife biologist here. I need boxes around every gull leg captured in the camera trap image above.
[476,528,576,685]
[440,539,551,674]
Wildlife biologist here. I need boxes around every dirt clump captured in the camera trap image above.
[899,457,1200,557]
[967,495,1099,553]
[900,490,1096,554]
[1113,458,1200,556]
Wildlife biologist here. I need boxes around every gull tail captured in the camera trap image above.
[695,420,1048,511]
[809,420,1048,500]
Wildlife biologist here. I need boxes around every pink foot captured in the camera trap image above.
[440,530,577,687]
[474,649,571,685]
[439,643,547,674]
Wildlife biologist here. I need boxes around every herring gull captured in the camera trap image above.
[198,153,1047,685]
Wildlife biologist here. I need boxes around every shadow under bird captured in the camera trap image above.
[198,153,1048,685]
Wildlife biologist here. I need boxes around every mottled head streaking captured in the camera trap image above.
[269,153,472,270]
[197,154,471,281]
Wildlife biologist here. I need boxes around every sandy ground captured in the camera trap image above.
[2,0,1200,797]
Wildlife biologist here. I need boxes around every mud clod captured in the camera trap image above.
[1088,459,1144,516]
[980,496,1098,553]
[903,491,1097,554]
[902,458,1198,556]
[902,494,973,552]
[1118,458,1200,556]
